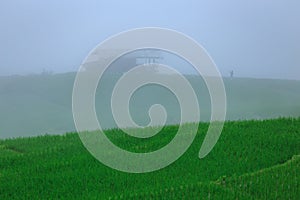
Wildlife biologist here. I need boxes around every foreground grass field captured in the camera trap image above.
[0,118,299,199]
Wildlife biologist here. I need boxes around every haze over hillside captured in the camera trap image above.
[1,72,300,139]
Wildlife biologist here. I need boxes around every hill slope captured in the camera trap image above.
[1,73,300,138]
[0,118,299,199]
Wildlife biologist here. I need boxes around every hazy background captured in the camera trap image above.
[1,1,300,138]
[0,0,299,79]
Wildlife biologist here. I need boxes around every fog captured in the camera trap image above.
[0,0,299,80]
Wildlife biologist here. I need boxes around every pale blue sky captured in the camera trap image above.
[0,0,299,79]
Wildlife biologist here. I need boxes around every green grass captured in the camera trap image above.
[0,118,299,199]
[218,155,300,199]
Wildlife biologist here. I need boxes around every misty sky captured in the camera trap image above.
[0,0,299,79]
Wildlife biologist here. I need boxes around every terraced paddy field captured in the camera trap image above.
[0,118,299,199]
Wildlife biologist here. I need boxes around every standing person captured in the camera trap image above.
[230,70,234,79]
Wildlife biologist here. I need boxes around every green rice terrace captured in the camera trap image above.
[0,118,299,199]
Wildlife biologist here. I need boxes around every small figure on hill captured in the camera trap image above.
[230,70,234,79]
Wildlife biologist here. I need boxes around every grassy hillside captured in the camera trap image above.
[0,118,299,199]
[1,73,300,138]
